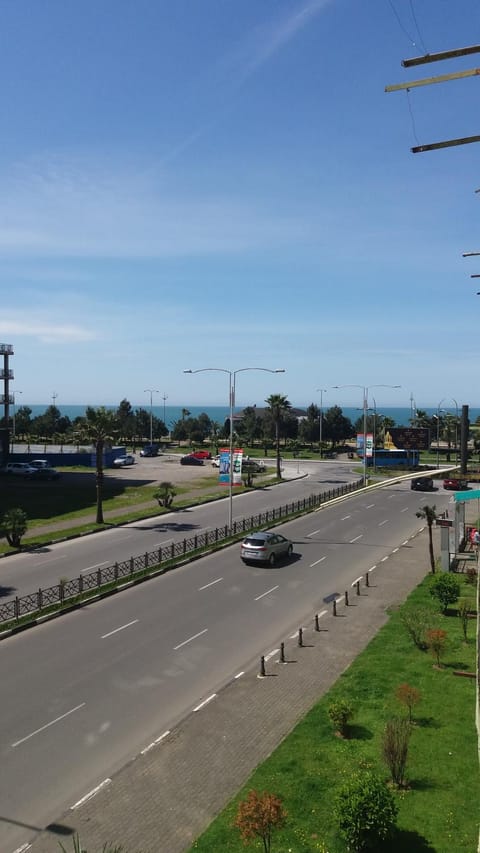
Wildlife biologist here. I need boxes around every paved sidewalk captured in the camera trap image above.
[28,522,438,853]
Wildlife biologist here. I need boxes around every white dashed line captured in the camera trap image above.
[174,628,208,650]
[392,547,399,553]
[254,586,279,601]
[307,528,322,537]
[366,503,375,508]
[341,515,351,521]
[198,577,223,591]
[352,576,363,586]
[310,556,326,567]
[317,609,328,618]
[81,561,108,573]
[350,534,363,543]
[193,694,217,712]
[12,844,31,853]
[101,619,139,639]
[141,730,170,755]
[12,703,86,748]
[234,671,245,679]
[264,649,280,662]
[380,556,389,562]
[400,507,409,513]
[378,519,388,526]
[71,778,111,810]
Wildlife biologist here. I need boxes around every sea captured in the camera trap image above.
[16,404,480,429]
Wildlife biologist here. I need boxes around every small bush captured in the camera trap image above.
[457,599,472,642]
[334,770,398,851]
[465,566,478,585]
[401,606,434,650]
[328,699,355,738]
[0,507,28,548]
[395,683,421,723]
[426,628,447,666]
[233,789,286,853]
[382,717,411,787]
[430,573,461,613]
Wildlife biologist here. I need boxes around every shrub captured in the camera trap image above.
[426,628,447,666]
[465,566,478,585]
[395,683,421,723]
[382,717,411,787]
[401,606,434,650]
[328,699,355,738]
[457,598,472,642]
[153,481,176,508]
[234,790,286,853]
[430,574,461,613]
[334,770,398,851]
[0,507,28,548]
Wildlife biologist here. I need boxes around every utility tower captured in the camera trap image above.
[0,343,14,464]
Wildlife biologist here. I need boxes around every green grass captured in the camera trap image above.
[190,575,479,853]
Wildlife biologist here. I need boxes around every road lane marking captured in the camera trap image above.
[153,539,173,548]
[193,694,217,712]
[349,534,363,543]
[71,778,111,810]
[310,556,326,567]
[12,703,86,748]
[264,649,280,662]
[341,515,351,520]
[12,844,31,853]
[317,609,328,618]
[366,503,375,508]
[82,561,108,573]
[101,619,139,639]
[141,730,171,755]
[173,628,208,650]
[198,577,223,591]
[352,576,363,585]
[378,519,388,526]
[235,671,245,679]
[381,556,389,562]
[370,565,377,571]
[254,586,279,601]
[392,547,399,553]
[401,507,409,512]
[307,528,322,537]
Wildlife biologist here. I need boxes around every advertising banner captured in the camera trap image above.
[218,448,244,485]
[387,427,430,451]
[356,433,373,457]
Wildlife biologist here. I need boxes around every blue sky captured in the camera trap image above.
[1,0,480,412]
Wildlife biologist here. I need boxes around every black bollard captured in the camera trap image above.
[345,589,349,606]
[356,580,360,596]
[298,627,304,647]
[260,655,266,677]
[280,642,285,662]
[333,599,337,616]
[366,572,370,588]
[314,613,320,631]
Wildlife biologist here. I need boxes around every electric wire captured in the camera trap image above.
[405,88,420,146]
[387,0,418,48]
[408,0,429,55]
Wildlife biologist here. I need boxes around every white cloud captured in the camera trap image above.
[0,314,96,343]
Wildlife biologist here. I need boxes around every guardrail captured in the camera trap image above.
[0,478,363,632]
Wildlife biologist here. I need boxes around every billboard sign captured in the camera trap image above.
[356,433,374,457]
[387,427,430,451]
[218,448,244,485]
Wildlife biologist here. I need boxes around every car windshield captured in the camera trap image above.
[243,537,267,546]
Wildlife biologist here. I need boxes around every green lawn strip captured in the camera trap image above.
[190,576,479,853]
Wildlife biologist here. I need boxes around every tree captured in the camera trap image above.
[334,771,397,851]
[153,482,176,508]
[415,504,438,573]
[323,405,355,449]
[265,394,292,479]
[0,508,28,548]
[401,606,433,650]
[80,407,119,524]
[430,573,461,613]
[395,683,421,723]
[458,598,472,641]
[426,628,447,666]
[234,790,286,853]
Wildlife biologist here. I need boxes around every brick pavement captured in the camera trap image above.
[28,520,441,853]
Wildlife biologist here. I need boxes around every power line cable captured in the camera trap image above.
[387,0,418,47]
[408,0,429,55]
[405,88,420,146]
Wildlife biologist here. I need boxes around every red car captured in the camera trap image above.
[189,450,212,460]
[443,477,468,491]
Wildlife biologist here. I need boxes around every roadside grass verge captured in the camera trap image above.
[190,574,479,853]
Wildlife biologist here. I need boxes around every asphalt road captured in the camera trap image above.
[0,459,360,601]
[0,476,452,853]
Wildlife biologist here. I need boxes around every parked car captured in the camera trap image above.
[113,454,136,467]
[28,466,60,481]
[211,455,220,467]
[190,450,212,460]
[242,459,266,473]
[140,444,159,457]
[410,476,434,491]
[240,531,293,566]
[180,455,204,466]
[4,462,37,476]
[443,477,468,491]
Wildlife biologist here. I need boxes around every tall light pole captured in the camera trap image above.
[144,389,159,444]
[162,393,168,433]
[316,388,327,457]
[433,411,442,467]
[11,389,22,451]
[184,367,285,531]
[437,396,459,465]
[332,384,401,486]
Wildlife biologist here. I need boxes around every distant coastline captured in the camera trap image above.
[15,404,480,429]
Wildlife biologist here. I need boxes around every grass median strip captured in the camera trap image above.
[190,573,479,853]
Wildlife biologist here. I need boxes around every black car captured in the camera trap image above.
[180,455,204,466]
[410,477,434,491]
[140,444,159,457]
[28,466,61,481]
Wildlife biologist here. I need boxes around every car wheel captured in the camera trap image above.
[287,544,293,558]
[268,553,276,566]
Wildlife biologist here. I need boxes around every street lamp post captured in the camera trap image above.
[332,384,401,486]
[437,396,459,465]
[11,390,22,451]
[316,388,327,457]
[162,393,168,433]
[184,367,285,531]
[144,389,160,445]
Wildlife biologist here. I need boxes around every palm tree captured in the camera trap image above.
[80,407,119,524]
[415,504,437,573]
[265,394,292,478]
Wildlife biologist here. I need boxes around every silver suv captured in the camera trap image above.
[4,462,37,476]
